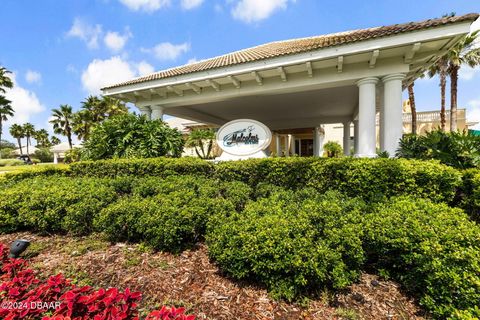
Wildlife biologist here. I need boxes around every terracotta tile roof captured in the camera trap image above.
[103,13,479,90]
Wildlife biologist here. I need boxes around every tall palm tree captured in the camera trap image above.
[407,82,417,135]
[22,123,35,155]
[50,105,74,149]
[72,110,91,142]
[33,129,51,147]
[0,67,13,93]
[51,136,61,146]
[101,96,128,117]
[0,96,14,158]
[9,124,24,155]
[428,57,448,131]
[446,30,480,132]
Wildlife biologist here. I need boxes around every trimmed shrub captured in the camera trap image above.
[94,175,249,252]
[216,158,461,203]
[70,157,214,178]
[206,190,366,300]
[0,159,25,166]
[458,168,480,221]
[0,177,117,235]
[0,164,70,183]
[364,197,480,318]
[307,158,461,203]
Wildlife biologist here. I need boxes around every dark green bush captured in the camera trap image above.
[81,113,184,160]
[458,168,480,221]
[70,157,214,178]
[307,158,461,203]
[0,177,117,235]
[216,157,461,203]
[96,193,235,253]
[396,130,480,169]
[206,190,366,300]
[364,197,480,318]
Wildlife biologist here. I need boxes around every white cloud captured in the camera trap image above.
[181,0,203,10]
[25,70,42,84]
[81,56,136,95]
[3,74,45,125]
[119,0,170,12]
[66,18,103,49]
[104,28,132,52]
[142,42,190,60]
[467,99,480,129]
[459,65,480,81]
[187,57,198,64]
[136,61,155,76]
[231,0,294,23]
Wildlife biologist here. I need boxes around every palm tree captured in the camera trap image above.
[72,110,92,142]
[446,31,480,132]
[185,128,216,159]
[428,57,448,131]
[51,136,61,146]
[0,96,14,158]
[34,129,50,147]
[407,82,417,135]
[0,67,13,93]
[101,96,128,117]
[50,105,74,149]
[22,123,35,155]
[9,124,24,155]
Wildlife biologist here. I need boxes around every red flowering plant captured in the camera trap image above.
[0,243,196,320]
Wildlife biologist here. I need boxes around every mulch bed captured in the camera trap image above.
[0,232,425,320]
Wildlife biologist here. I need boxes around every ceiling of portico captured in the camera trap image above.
[165,85,358,130]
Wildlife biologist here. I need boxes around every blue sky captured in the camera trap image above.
[0,0,479,142]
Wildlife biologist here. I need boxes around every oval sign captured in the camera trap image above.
[216,119,272,156]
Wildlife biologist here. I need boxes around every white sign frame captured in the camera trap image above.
[216,119,272,158]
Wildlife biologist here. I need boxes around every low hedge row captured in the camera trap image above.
[365,198,480,319]
[207,190,366,300]
[207,190,480,318]
[1,157,462,204]
[0,175,250,252]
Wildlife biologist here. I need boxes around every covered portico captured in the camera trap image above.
[102,14,478,157]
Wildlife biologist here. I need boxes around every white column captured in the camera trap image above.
[151,105,164,120]
[356,77,379,157]
[382,74,405,157]
[290,135,295,155]
[353,120,359,155]
[343,121,351,156]
[53,152,58,164]
[285,135,290,157]
[314,126,324,157]
[138,106,152,120]
[275,134,281,156]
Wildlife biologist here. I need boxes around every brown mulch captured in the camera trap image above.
[0,232,426,320]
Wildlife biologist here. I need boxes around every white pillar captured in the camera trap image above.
[138,106,152,120]
[314,126,324,157]
[285,135,290,157]
[356,77,379,157]
[382,74,405,157]
[353,120,359,155]
[343,121,351,156]
[275,134,281,156]
[290,135,295,155]
[151,105,164,120]
[53,152,58,164]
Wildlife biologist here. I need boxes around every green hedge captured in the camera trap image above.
[69,157,214,178]
[0,157,462,204]
[0,176,117,235]
[206,189,366,300]
[364,197,480,318]
[216,158,461,203]
[458,168,480,221]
